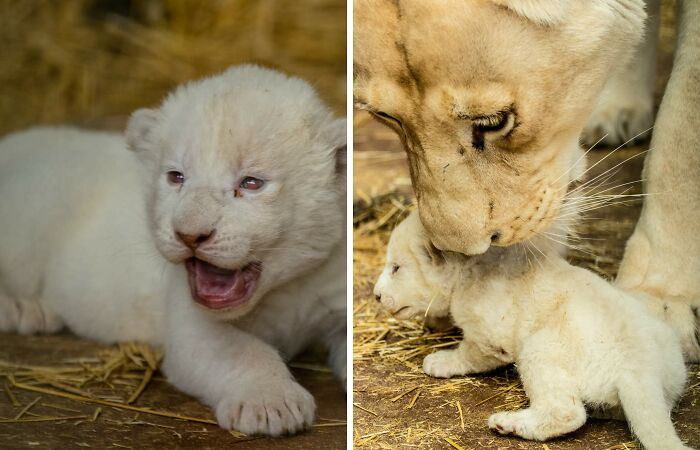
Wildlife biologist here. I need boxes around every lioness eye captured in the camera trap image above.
[473,112,510,133]
[167,171,185,185]
[240,176,265,191]
[371,111,402,126]
[391,264,400,275]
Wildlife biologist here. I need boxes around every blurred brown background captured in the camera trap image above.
[0,0,346,136]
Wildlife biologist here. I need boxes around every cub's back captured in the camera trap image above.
[0,127,163,343]
[0,127,146,284]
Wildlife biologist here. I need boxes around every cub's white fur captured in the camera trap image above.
[375,212,689,450]
[0,65,346,436]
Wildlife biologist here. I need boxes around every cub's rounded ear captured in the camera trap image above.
[335,143,347,179]
[490,0,572,25]
[125,108,160,153]
[324,117,347,180]
[424,242,445,266]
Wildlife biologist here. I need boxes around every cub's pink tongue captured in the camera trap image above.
[186,259,256,309]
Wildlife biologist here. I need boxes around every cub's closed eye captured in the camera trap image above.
[167,171,185,185]
[391,264,400,274]
[239,176,265,191]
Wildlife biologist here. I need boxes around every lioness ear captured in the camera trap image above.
[125,108,160,153]
[490,0,572,25]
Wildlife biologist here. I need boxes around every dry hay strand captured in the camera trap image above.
[353,191,413,233]
[0,0,346,135]
[0,343,199,425]
[0,342,222,432]
[0,342,344,434]
[0,342,162,405]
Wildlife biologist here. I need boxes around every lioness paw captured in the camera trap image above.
[582,80,653,147]
[423,350,469,378]
[215,378,315,436]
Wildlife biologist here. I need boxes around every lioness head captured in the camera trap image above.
[374,211,458,320]
[126,65,346,319]
[354,0,645,254]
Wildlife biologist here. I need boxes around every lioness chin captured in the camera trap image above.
[0,65,347,436]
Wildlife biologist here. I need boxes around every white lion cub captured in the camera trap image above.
[0,65,346,436]
[374,212,690,450]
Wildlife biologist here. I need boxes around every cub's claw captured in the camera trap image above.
[215,378,315,436]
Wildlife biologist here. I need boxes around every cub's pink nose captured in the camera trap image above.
[176,230,215,249]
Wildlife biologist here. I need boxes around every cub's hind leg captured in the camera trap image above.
[0,291,63,335]
[17,299,63,334]
[488,334,586,441]
[0,293,20,333]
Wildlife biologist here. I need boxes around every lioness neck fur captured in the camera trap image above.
[375,211,689,449]
[0,65,347,436]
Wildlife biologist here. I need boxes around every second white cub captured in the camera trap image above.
[374,211,689,450]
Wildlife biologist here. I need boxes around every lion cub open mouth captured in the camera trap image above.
[185,258,261,310]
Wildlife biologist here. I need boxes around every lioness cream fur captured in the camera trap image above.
[615,0,700,363]
[355,0,700,362]
[0,65,346,436]
[375,212,690,450]
[354,0,645,255]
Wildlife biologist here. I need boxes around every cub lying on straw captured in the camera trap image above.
[0,65,346,436]
[374,211,690,450]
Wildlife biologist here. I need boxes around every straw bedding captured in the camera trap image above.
[0,0,346,136]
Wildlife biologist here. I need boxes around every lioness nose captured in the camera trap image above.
[375,293,381,302]
[177,230,215,249]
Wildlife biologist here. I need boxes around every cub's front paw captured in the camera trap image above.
[215,378,316,436]
[423,350,468,378]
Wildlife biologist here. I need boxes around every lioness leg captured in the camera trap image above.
[582,0,660,147]
[616,0,700,362]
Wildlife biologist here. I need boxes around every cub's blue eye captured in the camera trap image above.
[239,177,265,191]
[167,171,185,185]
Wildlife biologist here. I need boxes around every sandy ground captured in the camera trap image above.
[352,112,700,449]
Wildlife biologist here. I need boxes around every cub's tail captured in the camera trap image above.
[618,374,692,450]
